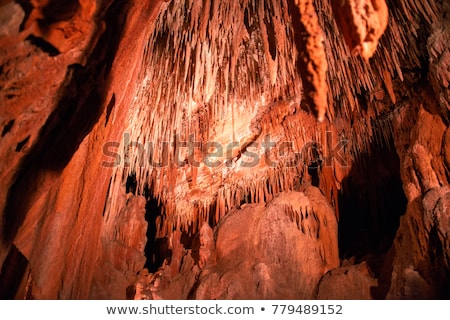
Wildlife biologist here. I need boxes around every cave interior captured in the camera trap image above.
[0,0,449,299]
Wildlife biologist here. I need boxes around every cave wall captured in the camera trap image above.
[0,0,449,299]
[0,0,164,299]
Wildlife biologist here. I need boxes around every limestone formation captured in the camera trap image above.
[0,0,448,299]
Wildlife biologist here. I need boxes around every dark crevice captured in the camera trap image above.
[143,185,170,273]
[308,161,321,187]
[41,0,80,23]
[2,119,15,137]
[15,0,34,32]
[25,35,60,57]
[338,140,407,260]
[263,2,277,60]
[15,135,30,152]
[126,175,171,273]
[125,173,137,195]
[105,93,116,126]
[0,245,29,299]
[244,8,251,31]
[190,233,201,266]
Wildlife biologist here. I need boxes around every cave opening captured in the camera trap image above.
[125,174,171,273]
[337,139,407,266]
[125,172,224,274]
[142,192,170,273]
[308,160,322,188]
[141,190,205,273]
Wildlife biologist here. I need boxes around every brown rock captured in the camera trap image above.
[91,193,147,299]
[0,0,449,300]
[332,0,388,60]
[444,128,450,171]
[387,104,450,298]
[168,230,182,276]
[427,2,450,112]
[190,187,339,299]
[198,222,215,269]
[316,262,377,299]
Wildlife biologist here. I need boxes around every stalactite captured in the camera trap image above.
[102,0,443,238]
[104,0,305,234]
[294,0,328,122]
[332,0,389,61]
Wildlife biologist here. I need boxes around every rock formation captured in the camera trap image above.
[0,0,448,299]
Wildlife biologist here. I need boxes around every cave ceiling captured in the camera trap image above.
[0,0,449,299]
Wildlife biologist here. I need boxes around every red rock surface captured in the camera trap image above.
[191,188,338,299]
[90,193,147,299]
[386,101,450,298]
[0,0,164,299]
[0,0,449,299]
[316,261,377,299]
[131,187,338,299]
[332,0,388,60]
